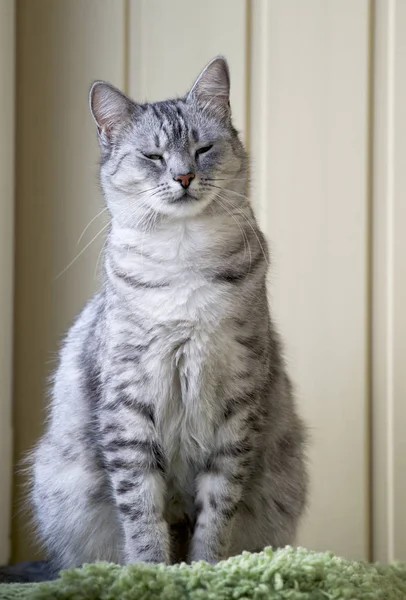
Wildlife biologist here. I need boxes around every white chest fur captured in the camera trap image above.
[154,322,221,474]
[107,222,244,499]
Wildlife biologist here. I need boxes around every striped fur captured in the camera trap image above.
[31,57,308,568]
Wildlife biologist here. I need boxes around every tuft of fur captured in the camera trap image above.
[31,57,308,569]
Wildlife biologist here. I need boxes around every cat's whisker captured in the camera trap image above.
[94,237,108,280]
[139,205,157,269]
[77,206,109,245]
[212,197,251,267]
[207,185,269,265]
[57,204,130,280]
[203,177,247,183]
[206,182,251,202]
[137,185,163,196]
[55,222,111,280]
[226,204,268,266]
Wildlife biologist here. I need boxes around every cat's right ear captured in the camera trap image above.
[89,81,134,146]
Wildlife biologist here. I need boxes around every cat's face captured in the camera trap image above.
[90,57,247,224]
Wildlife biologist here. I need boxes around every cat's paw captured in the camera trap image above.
[125,541,170,565]
[125,552,170,565]
[188,543,221,565]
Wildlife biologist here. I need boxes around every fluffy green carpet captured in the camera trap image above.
[1,546,405,600]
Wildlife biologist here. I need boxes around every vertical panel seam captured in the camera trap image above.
[11,0,20,562]
[366,0,375,563]
[123,0,130,95]
[386,0,396,564]
[244,0,252,152]
[249,0,269,225]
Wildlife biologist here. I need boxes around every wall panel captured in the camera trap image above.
[250,0,371,560]
[372,0,406,563]
[12,0,406,565]
[0,0,15,565]
[13,0,126,561]
[128,0,248,137]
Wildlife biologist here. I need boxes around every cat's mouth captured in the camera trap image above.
[169,191,198,204]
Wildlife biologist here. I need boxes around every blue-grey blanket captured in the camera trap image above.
[0,561,56,583]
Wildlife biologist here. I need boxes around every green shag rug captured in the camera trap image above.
[1,546,405,600]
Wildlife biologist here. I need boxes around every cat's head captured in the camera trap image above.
[89,57,247,224]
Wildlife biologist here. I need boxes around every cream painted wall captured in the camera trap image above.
[250,0,371,560]
[128,0,248,136]
[13,0,126,561]
[9,0,406,565]
[0,0,15,565]
[372,0,406,563]
[12,0,248,563]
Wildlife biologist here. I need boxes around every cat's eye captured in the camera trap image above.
[195,145,213,157]
[143,153,163,161]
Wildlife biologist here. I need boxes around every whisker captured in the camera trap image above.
[137,185,163,195]
[140,205,157,268]
[213,198,251,268]
[56,203,132,280]
[206,182,250,202]
[78,184,161,250]
[149,188,163,199]
[203,177,247,183]
[211,189,269,266]
[212,198,266,305]
[222,199,268,266]
[94,237,108,280]
[55,221,111,280]
[77,206,109,245]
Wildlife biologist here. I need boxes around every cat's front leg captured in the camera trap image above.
[98,393,170,565]
[189,434,254,564]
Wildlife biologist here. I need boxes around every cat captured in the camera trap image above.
[31,56,308,569]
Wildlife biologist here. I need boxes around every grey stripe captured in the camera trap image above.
[213,251,265,283]
[116,479,140,494]
[104,395,155,424]
[109,151,131,177]
[110,262,169,289]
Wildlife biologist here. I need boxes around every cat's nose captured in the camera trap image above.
[173,173,195,189]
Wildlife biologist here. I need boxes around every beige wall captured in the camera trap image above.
[0,0,15,565]
[250,0,372,561]
[8,0,406,564]
[13,0,126,561]
[128,0,248,135]
[12,0,248,563]
[372,0,406,563]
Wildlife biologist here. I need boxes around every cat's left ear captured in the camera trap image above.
[187,56,231,118]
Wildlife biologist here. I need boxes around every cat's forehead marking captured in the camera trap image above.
[191,128,199,143]
[147,100,193,148]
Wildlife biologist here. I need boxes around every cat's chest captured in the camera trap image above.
[108,301,240,489]
[109,236,235,323]
[135,275,227,323]
[156,328,218,446]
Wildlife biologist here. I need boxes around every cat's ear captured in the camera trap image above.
[89,81,135,145]
[187,56,230,118]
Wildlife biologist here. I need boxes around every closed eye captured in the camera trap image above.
[195,145,213,157]
[142,153,163,161]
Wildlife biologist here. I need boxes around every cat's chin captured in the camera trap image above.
[157,196,213,218]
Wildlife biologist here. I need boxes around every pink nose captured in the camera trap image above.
[174,173,195,189]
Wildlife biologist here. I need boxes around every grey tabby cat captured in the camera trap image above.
[32,57,308,569]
